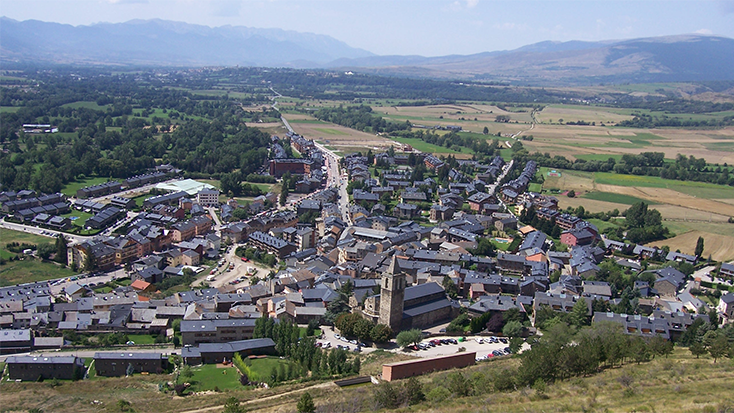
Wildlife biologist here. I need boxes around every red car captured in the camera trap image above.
[241,257,249,262]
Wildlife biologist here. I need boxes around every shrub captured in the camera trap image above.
[425,386,451,403]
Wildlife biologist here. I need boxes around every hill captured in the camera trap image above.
[2,17,734,85]
[333,35,734,85]
[0,17,374,67]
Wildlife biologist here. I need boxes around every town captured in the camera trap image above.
[2,123,733,403]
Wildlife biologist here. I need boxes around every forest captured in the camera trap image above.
[0,70,272,193]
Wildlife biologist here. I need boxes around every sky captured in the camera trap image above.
[2,0,734,56]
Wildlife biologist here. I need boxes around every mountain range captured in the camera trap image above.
[2,17,734,84]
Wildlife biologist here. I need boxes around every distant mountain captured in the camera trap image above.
[330,35,734,84]
[2,18,733,85]
[0,17,374,67]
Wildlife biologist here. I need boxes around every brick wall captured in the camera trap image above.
[382,352,475,381]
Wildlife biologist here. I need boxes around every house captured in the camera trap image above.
[5,356,85,381]
[196,188,220,207]
[400,191,427,204]
[0,329,32,354]
[582,281,612,298]
[180,319,257,346]
[666,251,697,265]
[94,352,169,377]
[720,263,734,278]
[394,203,418,219]
[181,338,277,365]
[248,231,297,259]
[130,279,154,293]
[494,217,518,232]
[650,267,687,297]
[467,192,493,212]
[718,293,734,319]
[560,228,595,246]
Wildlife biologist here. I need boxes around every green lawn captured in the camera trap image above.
[0,258,76,286]
[313,127,343,135]
[582,191,658,205]
[61,101,111,111]
[125,334,160,345]
[390,136,463,154]
[527,183,543,193]
[587,218,626,233]
[248,356,299,381]
[0,106,21,113]
[62,210,94,228]
[0,228,51,245]
[187,364,242,391]
[61,176,114,197]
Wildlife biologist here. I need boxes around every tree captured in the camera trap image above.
[708,334,729,363]
[569,297,590,328]
[172,336,180,348]
[55,234,68,265]
[404,377,425,405]
[297,392,315,413]
[502,320,523,338]
[689,341,707,359]
[483,126,489,135]
[695,236,705,257]
[447,372,472,397]
[370,324,393,343]
[396,329,423,348]
[567,190,575,198]
[373,381,401,409]
[442,275,459,299]
[36,243,55,260]
[351,318,373,342]
[223,397,246,413]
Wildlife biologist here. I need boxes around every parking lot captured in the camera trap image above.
[408,335,516,360]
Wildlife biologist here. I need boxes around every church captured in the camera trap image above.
[362,256,458,332]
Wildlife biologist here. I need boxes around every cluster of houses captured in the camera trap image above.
[4,140,734,381]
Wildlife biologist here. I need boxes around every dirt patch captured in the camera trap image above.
[645,230,734,262]
[284,114,395,151]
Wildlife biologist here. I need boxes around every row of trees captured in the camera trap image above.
[512,149,734,187]
[252,318,361,382]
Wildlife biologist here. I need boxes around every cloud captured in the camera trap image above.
[492,22,529,31]
[107,0,149,4]
[695,28,713,35]
[448,0,478,11]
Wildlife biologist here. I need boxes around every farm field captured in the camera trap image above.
[521,122,734,164]
[283,113,394,152]
[389,136,464,155]
[646,230,734,262]
[540,166,734,258]
[374,103,532,136]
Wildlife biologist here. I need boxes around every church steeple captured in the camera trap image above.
[379,254,405,332]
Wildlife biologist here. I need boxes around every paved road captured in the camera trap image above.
[0,218,92,244]
[48,268,127,295]
[0,345,177,362]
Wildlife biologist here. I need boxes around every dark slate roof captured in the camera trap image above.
[403,299,452,318]
[404,282,444,302]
